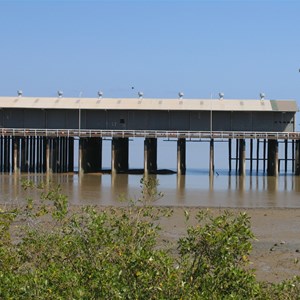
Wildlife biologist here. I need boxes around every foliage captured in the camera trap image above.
[178,210,261,299]
[0,177,299,299]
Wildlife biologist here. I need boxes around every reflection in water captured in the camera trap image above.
[294,176,300,192]
[111,173,128,202]
[267,176,278,192]
[209,175,214,191]
[176,175,186,203]
[1,171,300,208]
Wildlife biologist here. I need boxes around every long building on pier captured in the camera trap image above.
[0,96,297,132]
[0,95,298,176]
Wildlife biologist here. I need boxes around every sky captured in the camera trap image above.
[0,0,299,102]
[0,0,299,174]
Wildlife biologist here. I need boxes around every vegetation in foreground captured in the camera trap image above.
[0,178,300,299]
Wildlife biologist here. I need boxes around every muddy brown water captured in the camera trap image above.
[1,170,300,208]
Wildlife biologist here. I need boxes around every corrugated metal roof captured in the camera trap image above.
[0,97,297,112]
[270,100,298,112]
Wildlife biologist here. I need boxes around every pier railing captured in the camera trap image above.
[1,128,300,140]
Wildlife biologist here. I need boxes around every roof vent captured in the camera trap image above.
[219,92,224,100]
[17,90,22,97]
[260,93,265,101]
[57,90,63,97]
[98,91,103,98]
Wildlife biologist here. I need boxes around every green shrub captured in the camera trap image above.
[0,177,299,299]
[178,210,261,299]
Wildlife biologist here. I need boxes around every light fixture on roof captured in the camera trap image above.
[260,93,265,100]
[98,91,103,98]
[219,92,224,100]
[178,92,184,99]
[138,91,143,99]
[57,90,63,97]
[17,90,22,97]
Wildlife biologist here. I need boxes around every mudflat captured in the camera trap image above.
[3,203,300,283]
[159,207,300,283]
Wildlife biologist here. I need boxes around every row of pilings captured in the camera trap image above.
[0,136,300,176]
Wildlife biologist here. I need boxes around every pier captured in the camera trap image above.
[0,128,299,176]
[0,95,298,176]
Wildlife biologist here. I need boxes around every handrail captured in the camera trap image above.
[0,128,299,140]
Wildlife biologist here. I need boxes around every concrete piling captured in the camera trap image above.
[295,140,300,175]
[144,138,157,174]
[79,137,102,173]
[0,132,298,176]
[177,138,186,175]
[209,139,214,176]
[12,137,20,173]
[250,139,253,174]
[228,139,232,174]
[112,138,129,174]
[267,140,278,176]
[238,139,246,176]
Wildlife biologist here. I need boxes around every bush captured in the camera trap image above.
[178,210,261,299]
[0,177,299,299]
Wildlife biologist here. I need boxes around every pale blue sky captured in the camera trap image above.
[0,0,299,102]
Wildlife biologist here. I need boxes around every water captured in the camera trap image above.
[1,138,299,208]
[1,170,300,208]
